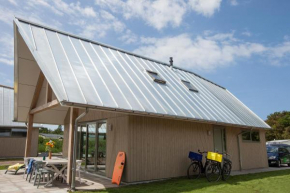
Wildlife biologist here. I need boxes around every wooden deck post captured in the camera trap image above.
[67,107,79,184]
[24,114,34,157]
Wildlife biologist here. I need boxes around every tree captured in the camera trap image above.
[52,125,63,135]
[265,111,290,141]
[39,127,51,134]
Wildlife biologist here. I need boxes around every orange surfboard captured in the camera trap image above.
[112,152,126,185]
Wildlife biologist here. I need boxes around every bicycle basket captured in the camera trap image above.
[188,151,202,161]
[207,152,223,163]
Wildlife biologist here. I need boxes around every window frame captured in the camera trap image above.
[242,130,260,143]
[146,70,166,84]
[181,80,198,92]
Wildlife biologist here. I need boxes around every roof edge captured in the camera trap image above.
[14,17,226,90]
[0,84,14,90]
[60,101,271,130]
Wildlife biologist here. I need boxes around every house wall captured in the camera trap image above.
[127,115,268,182]
[62,109,130,181]
[226,127,268,170]
[62,109,268,183]
[0,127,39,158]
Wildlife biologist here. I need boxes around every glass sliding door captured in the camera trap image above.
[97,122,106,167]
[76,120,107,174]
[86,123,97,172]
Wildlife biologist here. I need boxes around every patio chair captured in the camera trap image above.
[23,157,31,178]
[26,159,35,181]
[5,163,25,175]
[62,160,83,184]
[33,161,55,188]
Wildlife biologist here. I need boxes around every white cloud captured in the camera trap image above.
[95,0,222,30]
[8,0,18,6]
[133,33,269,71]
[0,58,13,66]
[242,31,252,37]
[0,6,15,25]
[229,0,238,6]
[120,30,138,44]
[188,0,222,17]
[0,34,14,66]
[28,0,97,18]
[27,0,63,16]
[268,41,290,65]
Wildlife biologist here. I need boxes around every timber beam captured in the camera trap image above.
[30,99,59,114]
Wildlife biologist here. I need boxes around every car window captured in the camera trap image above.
[267,146,278,153]
[286,147,290,153]
[279,148,288,154]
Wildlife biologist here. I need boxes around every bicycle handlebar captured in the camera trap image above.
[198,149,208,154]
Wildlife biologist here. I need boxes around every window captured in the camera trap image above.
[251,131,260,142]
[0,129,11,137]
[181,80,198,92]
[146,70,166,84]
[242,130,260,142]
[11,128,27,137]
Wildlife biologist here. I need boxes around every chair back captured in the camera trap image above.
[34,161,46,172]
[27,159,35,174]
[76,160,82,170]
[24,158,30,166]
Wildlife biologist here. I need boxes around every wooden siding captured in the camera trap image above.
[63,109,130,181]
[127,115,268,182]
[0,127,39,158]
[127,115,214,182]
[63,109,268,183]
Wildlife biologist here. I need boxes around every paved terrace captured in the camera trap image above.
[0,170,119,193]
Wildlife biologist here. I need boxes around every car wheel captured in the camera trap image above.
[277,160,281,167]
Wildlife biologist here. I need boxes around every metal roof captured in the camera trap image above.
[39,133,63,139]
[0,85,26,127]
[14,17,270,129]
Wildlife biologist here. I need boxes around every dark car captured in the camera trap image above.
[267,144,290,167]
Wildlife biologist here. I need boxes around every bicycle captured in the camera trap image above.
[221,152,232,181]
[187,150,210,180]
[205,152,232,182]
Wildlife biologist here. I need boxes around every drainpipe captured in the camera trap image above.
[71,108,89,191]
[237,128,253,171]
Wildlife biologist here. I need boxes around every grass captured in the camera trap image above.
[0,165,8,170]
[77,169,290,193]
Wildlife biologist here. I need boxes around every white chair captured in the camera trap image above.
[62,160,83,184]
[76,160,82,184]
[23,157,30,178]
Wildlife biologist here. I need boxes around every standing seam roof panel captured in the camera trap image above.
[15,18,270,129]
[180,70,246,125]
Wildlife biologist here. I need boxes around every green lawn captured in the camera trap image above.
[0,165,8,170]
[79,169,290,193]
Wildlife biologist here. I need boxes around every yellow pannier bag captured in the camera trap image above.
[207,152,223,163]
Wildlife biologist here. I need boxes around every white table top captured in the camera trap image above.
[29,157,69,164]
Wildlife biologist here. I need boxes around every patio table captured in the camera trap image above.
[29,157,69,186]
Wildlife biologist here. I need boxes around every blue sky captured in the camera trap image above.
[0,0,289,123]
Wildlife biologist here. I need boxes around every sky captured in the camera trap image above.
[0,0,289,123]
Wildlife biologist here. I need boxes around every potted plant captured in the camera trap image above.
[45,140,55,159]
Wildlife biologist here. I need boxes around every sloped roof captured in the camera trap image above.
[14,17,270,129]
[39,133,63,139]
[0,85,43,127]
[0,85,26,127]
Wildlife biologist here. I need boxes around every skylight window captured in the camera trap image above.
[146,70,166,84]
[181,80,198,92]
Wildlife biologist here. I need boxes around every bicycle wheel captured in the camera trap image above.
[187,162,201,179]
[222,162,232,181]
[205,162,221,182]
